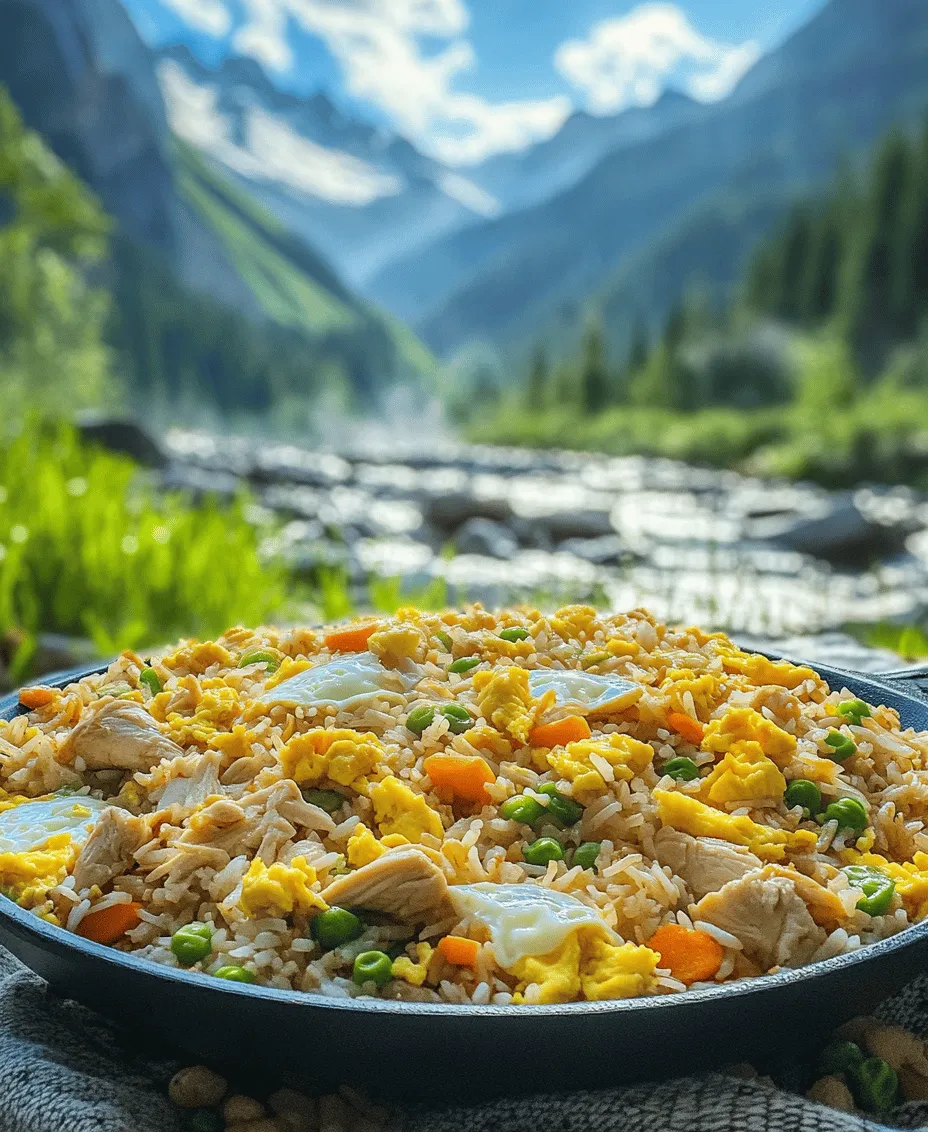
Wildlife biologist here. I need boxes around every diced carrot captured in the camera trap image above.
[666,711,705,745]
[423,753,496,804]
[438,935,480,968]
[648,922,724,985]
[528,715,592,748]
[19,686,56,710]
[324,623,379,653]
[76,901,143,945]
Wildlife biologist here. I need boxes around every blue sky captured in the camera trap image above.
[125,0,827,163]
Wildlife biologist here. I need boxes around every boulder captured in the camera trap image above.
[453,518,518,559]
[424,490,514,531]
[77,414,166,467]
[750,494,912,566]
[558,534,627,565]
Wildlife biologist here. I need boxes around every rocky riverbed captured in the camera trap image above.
[122,424,923,660]
[52,416,928,678]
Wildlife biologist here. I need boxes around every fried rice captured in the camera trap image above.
[1,604,927,1006]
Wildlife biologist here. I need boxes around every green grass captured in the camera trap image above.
[0,418,289,673]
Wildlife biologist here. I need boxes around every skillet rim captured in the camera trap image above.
[2,658,928,1020]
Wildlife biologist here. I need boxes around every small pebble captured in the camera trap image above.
[319,1094,352,1132]
[223,1096,266,1124]
[169,1066,228,1109]
[807,1075,855,1112]
[268,1088,317,1132]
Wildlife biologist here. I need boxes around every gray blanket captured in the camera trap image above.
[3,663,928,1132]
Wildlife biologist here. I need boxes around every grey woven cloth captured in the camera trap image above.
[4,664,928,1132]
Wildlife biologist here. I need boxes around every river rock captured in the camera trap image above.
[250,445,351,488]
[558,534,628,565]
[424,490,514,531]
[454,518,518,559]
[77,413,166,467]
[748,494,913,565]
[159,463,241,502]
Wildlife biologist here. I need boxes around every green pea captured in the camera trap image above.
[537,782,584,826]
[139,667,162,696]
[849,1056,898,1112]
[406,705,436,736]
[663,756,700,782]
[824,730,857,762]
[441,703,474,734]
[843,865,896,916]
[838,699,872,726]
[448,656,481,674]
[171,923,213,966]
[822,797,868,833]
[353,950,394,987]
[499,796,546,825]
[435,631,453,652]
[303,788,346,814]
[310,907,363,950]
[523,837,565,865]
[184,1111,225,1132]
[819,1039,865,1076]
[238,649,280,672]
[213,965,256,983]
[573,842,602,871]
[499,627,530,642]
[783,779,821,817]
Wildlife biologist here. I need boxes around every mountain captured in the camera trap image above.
[0,0,434,408]
[470,90,700,214]
[154,44,498,289]
[373,0,928,360]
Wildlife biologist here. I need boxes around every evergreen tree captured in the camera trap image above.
[579,317,609,414]
[627,315,649,374]
[526,345,549,410]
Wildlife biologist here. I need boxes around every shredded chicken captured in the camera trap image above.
[71,806,148,891]
[653,827,762,899]
[692,867,826,970]
[63,701,184,772]
[154,751,223,812]
[321,848,450,921]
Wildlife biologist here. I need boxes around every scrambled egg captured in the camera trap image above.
[661,669,722,719]
[165,684,241,746]
[239,856,327,918]
[280,728,383,792]
[0,832,73,904]
[719,651,819,691]
[346,823,409,867]
[264,657,313,690]
[392,942,433,986]
[510,929,659,1004]
[655,790,816,860]
[550,605,600,643]
[702,707,797,768]
[547,733,654,793]
[699,747,786,806]
[369,777,444,843]
[472,667,538,745]
[368,625,427,666]
[161,640,233,674]
[606,638,639,658]
[842,850,928,919]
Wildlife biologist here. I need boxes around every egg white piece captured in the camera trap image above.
[529,668,642,715]
[0,796,110,854]
[267,653,419,710]
[448,882,615,968]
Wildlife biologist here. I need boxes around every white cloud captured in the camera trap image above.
[192,0,569,163]
[161,0,232,37]
[555,3,759,113]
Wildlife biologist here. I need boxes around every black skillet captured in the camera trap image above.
[1,661,927,1099]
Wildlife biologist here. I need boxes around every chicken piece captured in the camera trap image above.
[71,807,148,891]
[764,865,849,930]
[653,827,762,899]
[64,701,185,772]
[154,751,223,812]
[692,867,826,971]
[244,779,336,836]
[320,848,450,922]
